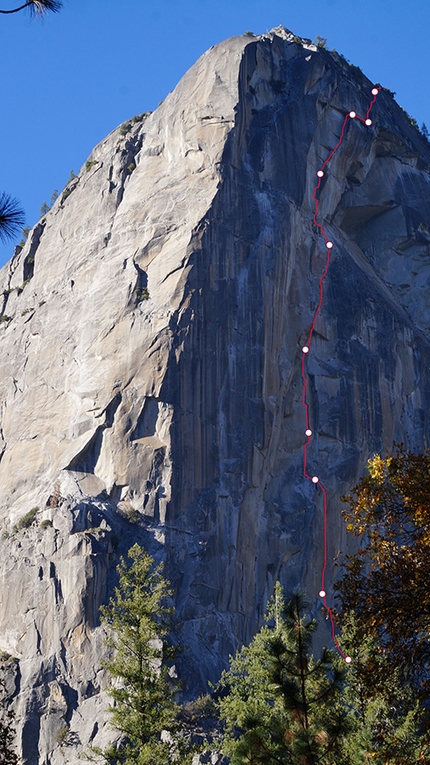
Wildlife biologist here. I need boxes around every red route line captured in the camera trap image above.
[301,87,381,662]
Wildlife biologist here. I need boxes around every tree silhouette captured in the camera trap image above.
[0,1,62,17]
[0,193,25,244]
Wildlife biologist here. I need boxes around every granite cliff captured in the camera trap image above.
[1,25,430,762]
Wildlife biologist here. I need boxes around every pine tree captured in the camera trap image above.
[93,544,192,765]
[216,584,348,765]
[0,193,25,244]
[0,1,62,17]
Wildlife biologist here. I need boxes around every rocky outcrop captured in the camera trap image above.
[1,25,430,762]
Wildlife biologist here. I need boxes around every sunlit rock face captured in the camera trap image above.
[1,25,430,762]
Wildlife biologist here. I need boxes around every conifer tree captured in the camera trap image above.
[216,584,348,765]
[0,1,62,17]
[94,544,192,765]
[0,193,25,244]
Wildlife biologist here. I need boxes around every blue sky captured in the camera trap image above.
[0,0,429,266]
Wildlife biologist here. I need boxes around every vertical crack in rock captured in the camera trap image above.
[129,259,149,308]
[23,220,46,282]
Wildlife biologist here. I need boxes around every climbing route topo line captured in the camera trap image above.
[300,86,381,661]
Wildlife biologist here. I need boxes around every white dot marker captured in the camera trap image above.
[365,118,372,126]
[349,110,356,118]
[305,428,312,437]
[312,475,319,484]
[317,170,324,178]
[345,656,352,664]
[371,88,379,95]
[302,345,310,354]
[319,589,326,598]
[326,240,333,249]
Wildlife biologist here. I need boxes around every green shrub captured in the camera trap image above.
[132,114,143,124]
[85,160,98,172]
[293,36,302,44]
[122,504,140,524]
[60,171,79,207]
[136,287,149,302]
[14,507,39,532]
[60,188,72,206]
[17,280,30,295]
[181,694,217,724]
[244,30,254,36]
[40,519,52,530]
[56,725,70,745]
[0,315,11,324]
[127,162,136,174]
[0,650,17,664]
[314,35,328,48]
[18,226,31,247]
[119,121,132,136]
[400,106,419,129]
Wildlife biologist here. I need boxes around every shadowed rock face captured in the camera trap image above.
[1,25,430,761]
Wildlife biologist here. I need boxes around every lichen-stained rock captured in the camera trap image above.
[1,25,430,761]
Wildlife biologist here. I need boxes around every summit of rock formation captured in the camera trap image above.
[1,25,430,762]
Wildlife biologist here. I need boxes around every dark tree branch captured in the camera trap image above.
[0,193,25,243]
[0,0,62,16]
